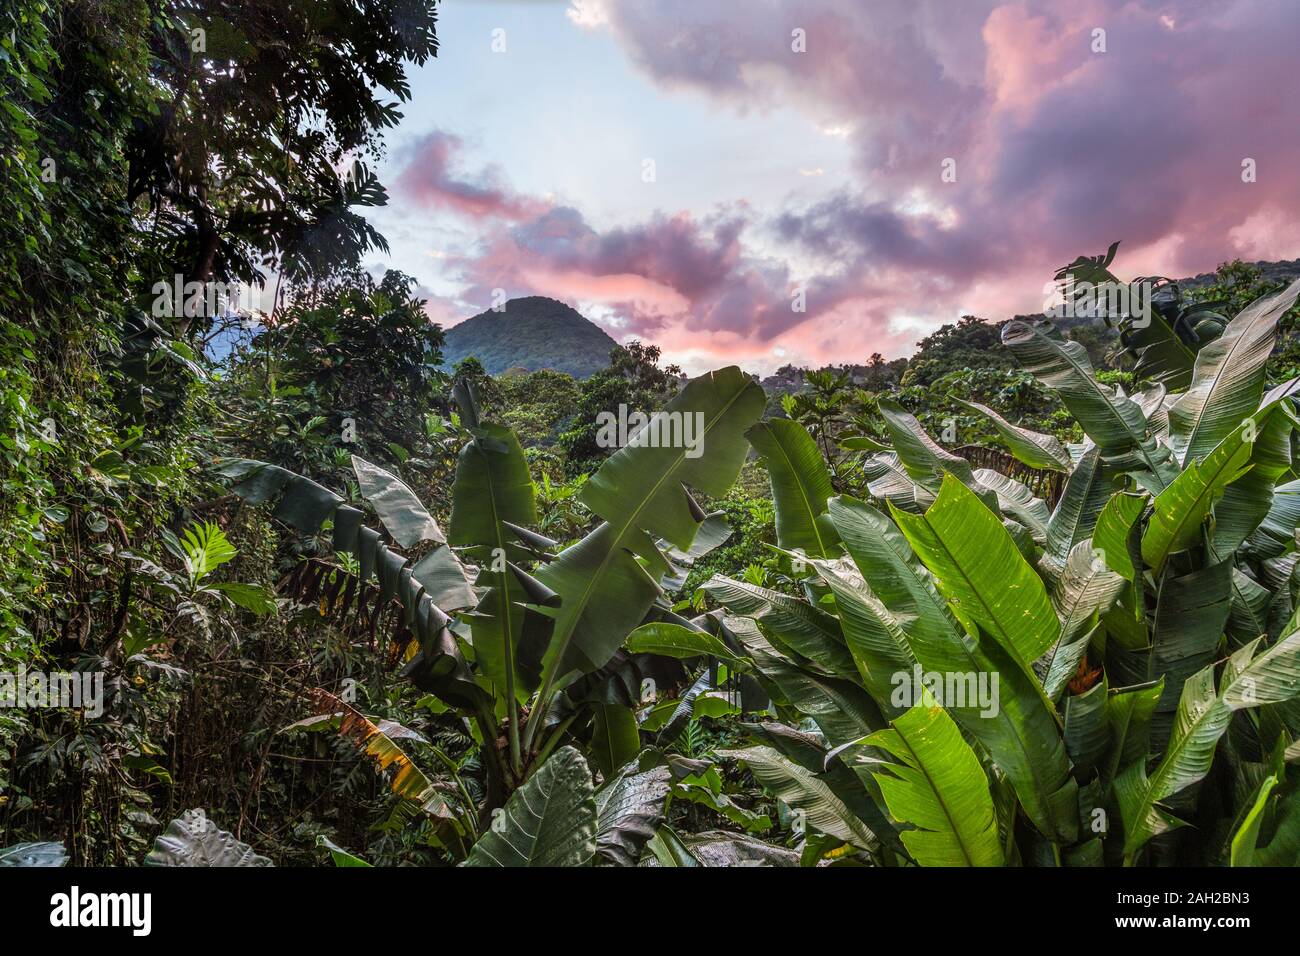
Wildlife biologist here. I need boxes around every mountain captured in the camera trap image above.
[441,296,620,378]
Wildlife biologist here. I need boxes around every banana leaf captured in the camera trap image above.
[534,367,764,700]
[594,764,671,866]
[974,468,1051,542]
[351,455,444,547]
[826,495,1078,843]
[1041,446,1119,579]
[1141,425,1254,573]
[876,398,995,508]
[1148,560,1233,713]
[1166,278,1300,466]
[855,701,1003,866]
[1119,632,1300,855]
[1002,318,1174,490]
[813,557,917,716]
[463,747,596,867]
[891,475,1059,671]
[720,745,880,850]
[955,398,1072,471]
[701,576,856,678]
[746,417,840,557]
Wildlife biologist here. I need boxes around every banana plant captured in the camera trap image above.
[220,366,763,855]
[700,275,1300,865]
[1054,241,1231,391]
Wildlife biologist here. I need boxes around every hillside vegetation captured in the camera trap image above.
[441,296,620,378]
[7,0,1300,872]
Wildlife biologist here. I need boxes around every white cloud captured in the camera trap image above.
[567,0,609,29]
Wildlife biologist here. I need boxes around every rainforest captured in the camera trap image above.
[2,0,1300,906]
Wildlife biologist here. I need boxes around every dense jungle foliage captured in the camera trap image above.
[5,0,1300,869]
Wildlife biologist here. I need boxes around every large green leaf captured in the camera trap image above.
[1001,318,1173,490]
[1041,446,1118,579]
[1043,542,1125,700]
[742,719,905,855]
[534,524,661,684]
[447,423,537,552]
[1063,677,1110,779]
[839,433,892,452]
[218,458,342,528]
[956,398,1071,472]
[701,576,856,678]
[1148,560,1233,712]
[351,455,444,548]
[1119,632,1300,854]
[644,825,702,867]
[973,468,1050,542]
[1141,424,1254,572]
[719,745,880,850]
[1254,786,1300,866]
[1229,773,1278,867]
[0,842,67,867]
[624,622,749,671]
[876,398,994,507]
[1224,566,1272,648]
[857,701,1003,866]
[220,458,481,706]
[861,451,932,512]
[317,836,372,867]
[534,367,764,702]
[826,495,1077,844]
[578,366,765,555]
[1166,278,1300,466]
[144,810,273,867]
[827,496,956,653]
[594,764,671,866]
[1092,491,1147,588]
[1053,244,1196,390]
[408,544,476,612]
[746,418,839,557]
[590,704,641,779]
[463,747,596,866]
[1212,393,1299,559]
[1100,679,1164,794]
[813,557,917,715]
[719,613,884,748]
[891,474,1059,670]
[1244,478,1300,561]
[449,421,541,706]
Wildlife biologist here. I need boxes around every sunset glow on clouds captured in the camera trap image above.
[368,0,1300,375]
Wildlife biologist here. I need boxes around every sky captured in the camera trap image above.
[363,0,1300,376]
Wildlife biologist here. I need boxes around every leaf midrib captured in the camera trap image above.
[761,421,831,556]
[889,717,984,866]
[1177,314,1268,465]
[541,378,754,690]
[1145,442,1250,570]
[1020,324,1169,491]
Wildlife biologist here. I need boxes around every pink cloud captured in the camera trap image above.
[405,1,1300,373]
[394,130,548,221]
[593,0,1300,310]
